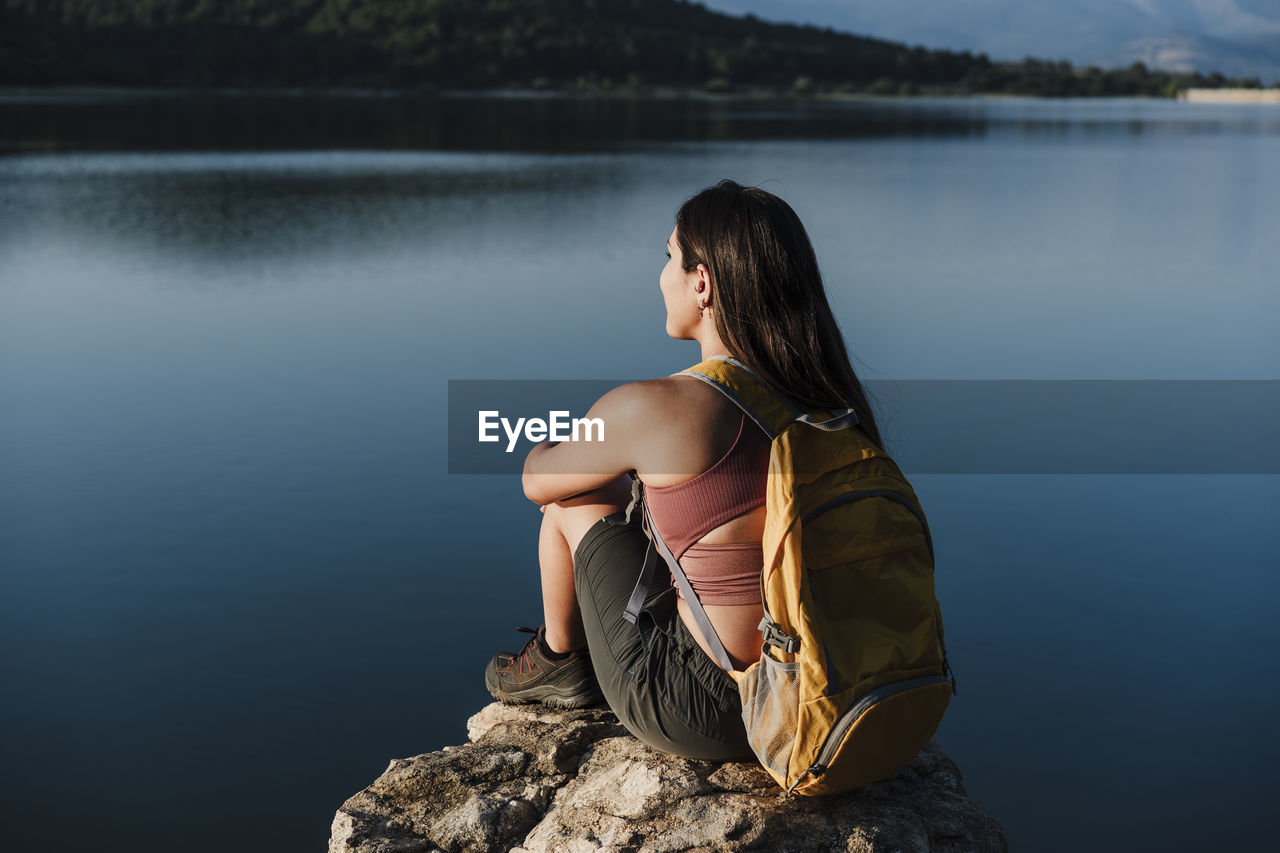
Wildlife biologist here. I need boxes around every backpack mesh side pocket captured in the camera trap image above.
[738,651,800,779]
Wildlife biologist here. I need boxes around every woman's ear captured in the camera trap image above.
[693,263,712,300]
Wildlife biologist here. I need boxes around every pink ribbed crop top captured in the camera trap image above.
[643,412,771,606]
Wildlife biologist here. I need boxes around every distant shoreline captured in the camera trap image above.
[0,83,1251,103]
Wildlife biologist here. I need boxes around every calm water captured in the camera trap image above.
[1,93,1277,851]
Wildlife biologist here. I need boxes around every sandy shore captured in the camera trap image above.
[1178,88,1280,103]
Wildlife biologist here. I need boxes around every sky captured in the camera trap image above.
[697,0,1280,82]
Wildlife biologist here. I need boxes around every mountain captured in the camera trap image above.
[0,0,990,89]
[700,0,1280,83]
[0,0,1264,93]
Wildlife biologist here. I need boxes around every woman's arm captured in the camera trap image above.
[521,382,648,506]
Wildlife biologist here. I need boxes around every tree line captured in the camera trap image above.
[0,0,1269,95]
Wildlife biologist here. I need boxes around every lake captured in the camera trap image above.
[1,92,1277,852]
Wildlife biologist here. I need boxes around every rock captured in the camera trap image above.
[330,703,1006,853]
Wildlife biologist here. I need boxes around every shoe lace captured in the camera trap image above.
[503,625,541,675]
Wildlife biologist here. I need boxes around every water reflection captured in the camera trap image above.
[0,151,633,270]
[0,93,1277,853]
[5,92,1280,155]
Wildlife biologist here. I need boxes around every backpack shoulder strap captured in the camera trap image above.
[619,477,737,672]
[676,355,860,437]
[642,493,737,672]
[673,355,794,439]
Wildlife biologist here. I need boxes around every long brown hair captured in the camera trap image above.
[675,180,885,450]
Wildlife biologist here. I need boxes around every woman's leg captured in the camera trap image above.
[537,475,633,654]
[570,507,756,762]
[485,475,633,708]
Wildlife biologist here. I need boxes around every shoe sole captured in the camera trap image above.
[491,685,605,709]
[484,660,604,709]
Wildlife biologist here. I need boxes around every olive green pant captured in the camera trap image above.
[572,510,755,762]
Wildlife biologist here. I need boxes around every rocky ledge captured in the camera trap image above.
[329,703,1007,853]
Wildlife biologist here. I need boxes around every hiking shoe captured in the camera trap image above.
[484,625,604,709]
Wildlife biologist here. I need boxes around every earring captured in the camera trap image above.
[698,301,707,317]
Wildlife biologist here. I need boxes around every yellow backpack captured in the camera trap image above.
[627,355,956,795]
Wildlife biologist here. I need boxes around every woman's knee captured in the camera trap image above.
[547,477,633,547]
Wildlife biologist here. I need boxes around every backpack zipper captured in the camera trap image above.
[785,674,951,794]
[760,487,933,658]
[802,487,957,695]
[801,488,933,558]
[783,487,956,794]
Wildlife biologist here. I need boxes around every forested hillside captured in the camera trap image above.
[0,0,1263,95]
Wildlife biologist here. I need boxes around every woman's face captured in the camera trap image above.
[660,226,702,339]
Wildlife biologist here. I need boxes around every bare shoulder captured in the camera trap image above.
[593,375,718,421]
[606,375,745,484]
[520,374,737,504]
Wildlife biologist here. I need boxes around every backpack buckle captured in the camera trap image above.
[759,617,800,654]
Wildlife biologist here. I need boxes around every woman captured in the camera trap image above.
[484,179,884,762]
